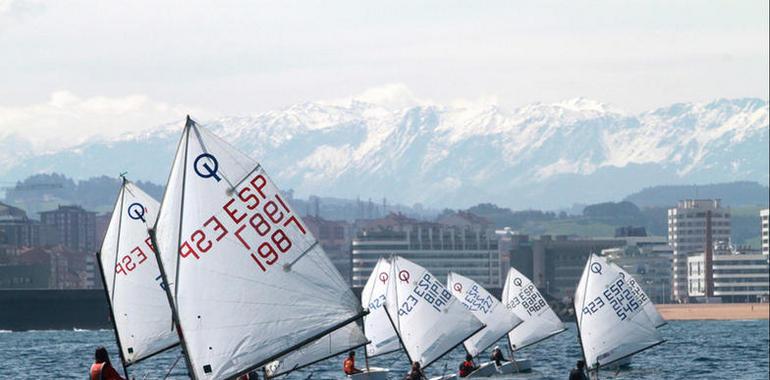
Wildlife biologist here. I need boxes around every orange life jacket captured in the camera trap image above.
[343,357,356,374]
[90,362,105,380]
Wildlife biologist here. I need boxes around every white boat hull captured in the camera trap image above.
[348,367,389,380]
[428,359,532,379]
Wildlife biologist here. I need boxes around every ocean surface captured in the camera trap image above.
[1,320,768,380]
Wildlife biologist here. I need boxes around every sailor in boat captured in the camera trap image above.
[458,353,479,378]
[404,361,426,380]
[89,347,126,380]
[568,360,588,380]
[343,351,363,375]
[490,346,507,367]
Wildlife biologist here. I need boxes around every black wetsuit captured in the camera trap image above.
[569,368,588,380]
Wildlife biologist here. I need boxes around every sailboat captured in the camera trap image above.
[149,116,367,379]
[352,257,403,380]
[500,267,566,371]
[383,256,485,378]
[96,177,180,378]
[594,259,667,368]
[444,272,525,377]
[574,254,665,376]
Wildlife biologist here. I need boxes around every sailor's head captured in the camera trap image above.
[466,354,473,361]
[577,360,585,369]
[494,345,500,351]
[348,351,355,358]
[412,361,421,370]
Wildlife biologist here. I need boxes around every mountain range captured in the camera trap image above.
[1,90,767,209]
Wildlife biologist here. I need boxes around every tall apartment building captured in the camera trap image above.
[40,205,97,252]
[761,209,769,255]
[351,213,501,289]
[667,199,731,302]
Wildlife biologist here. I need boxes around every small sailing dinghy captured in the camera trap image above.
[352,257,405,380]
[500,267,566,373]
[574,254,665,376]
[383,256,485,379]
[96,177,180,378]
[444,272,525,378]
[150,116,367,380]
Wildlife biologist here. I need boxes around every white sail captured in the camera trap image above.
[98,179,179,365]
[447,272,522,357]
[501,267,566,351]
[574,254,664,369]
[361,257,401,357]
[152,117,364,380]
[606,261,666,328]
[385,256,484,368]
[264,321,369,378]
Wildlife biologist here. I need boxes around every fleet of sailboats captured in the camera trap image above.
[97,116,667,380]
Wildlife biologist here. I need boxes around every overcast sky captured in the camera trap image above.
[1,0,768,149]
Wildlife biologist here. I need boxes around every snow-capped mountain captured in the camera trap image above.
[1,94,767,209]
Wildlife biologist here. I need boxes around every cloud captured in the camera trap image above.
[0,91,204,152]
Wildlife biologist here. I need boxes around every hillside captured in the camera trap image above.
[0,93,767,209]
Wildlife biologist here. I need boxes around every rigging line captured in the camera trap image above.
[163,352,184,380]
[230,163,263,193]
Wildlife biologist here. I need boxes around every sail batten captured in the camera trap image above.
[447,272,523,357]
[501,267,565,351]
[152,117,364,379]
[385,256,484,368]
[97,180,180,368]
[574,254,664,370]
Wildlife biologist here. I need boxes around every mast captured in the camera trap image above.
[575,255,592,375]
[150,117,196,379]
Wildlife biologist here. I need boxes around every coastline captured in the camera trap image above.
[656,303,769,321]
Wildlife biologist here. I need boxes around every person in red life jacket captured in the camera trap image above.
[458,353,478,377]
[90,346,126,380]
[343,351,363,375]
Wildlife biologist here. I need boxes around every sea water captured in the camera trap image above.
[0,320,767,379]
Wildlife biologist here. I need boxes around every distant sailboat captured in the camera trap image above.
[150,116,366,379]
[96,177,179,378]
[446,272,527,377]
[384,256,485,372]
[501,267,566,351]
[574,254,664,375]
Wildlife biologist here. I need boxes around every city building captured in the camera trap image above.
[496,230,623,300]
[351,213,501,289]
[40,205,97,252]
[667,199,731,302]
[688,242,769,303]
[0,202,57,248]
[602,236,673,303]
[762,208,769,255]
[303,216,353,284]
